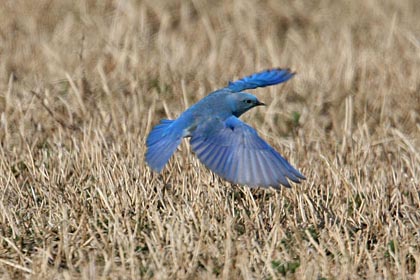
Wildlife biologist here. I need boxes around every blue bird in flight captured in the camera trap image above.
[146,68,305,188]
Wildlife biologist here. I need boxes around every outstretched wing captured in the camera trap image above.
[190,116,305,188]
[226,68,295,93]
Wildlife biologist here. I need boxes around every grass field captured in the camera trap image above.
[0,0,419,279]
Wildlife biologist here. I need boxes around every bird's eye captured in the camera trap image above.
[245,100,252,104]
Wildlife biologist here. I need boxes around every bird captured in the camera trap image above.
[145,68,305,188]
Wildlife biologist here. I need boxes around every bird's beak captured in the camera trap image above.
[256,101,266,106]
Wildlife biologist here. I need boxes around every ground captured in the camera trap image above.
[0,0,419,279]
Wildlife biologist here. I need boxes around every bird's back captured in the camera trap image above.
[182,89,233,122]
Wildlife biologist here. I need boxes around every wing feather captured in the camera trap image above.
[227,68,295,92]
[190,116,304,188]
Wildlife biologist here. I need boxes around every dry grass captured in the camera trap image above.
[0,0,419,279]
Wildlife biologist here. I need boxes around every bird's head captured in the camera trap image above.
[229,93,265,117]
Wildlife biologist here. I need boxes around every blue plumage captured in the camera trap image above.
[145,68,305,188]
[145,119,182,172]
[227,68,295,92]
[190,116,304,187]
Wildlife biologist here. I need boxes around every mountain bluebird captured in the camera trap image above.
[146,68,305,188]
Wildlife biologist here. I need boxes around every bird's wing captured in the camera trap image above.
[190,116,305,188]
[226,68,295,92]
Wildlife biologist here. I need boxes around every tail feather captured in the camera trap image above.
[145,119,182,172]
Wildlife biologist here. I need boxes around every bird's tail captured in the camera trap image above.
[145,119,182,172]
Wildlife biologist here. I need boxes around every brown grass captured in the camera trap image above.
[0,0,419,279]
